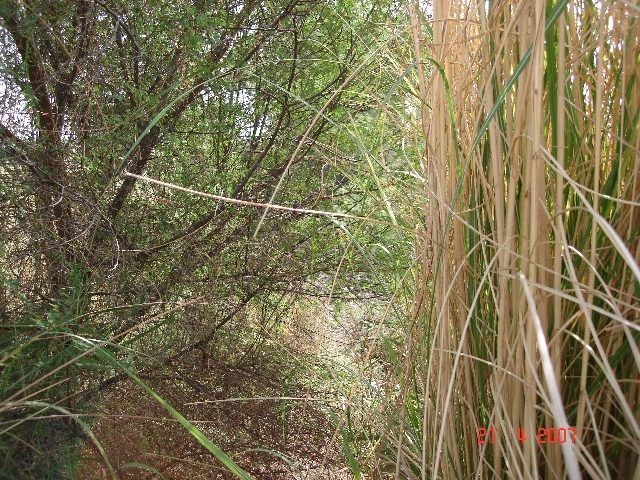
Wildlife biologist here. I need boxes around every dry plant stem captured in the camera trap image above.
[577,5,606,444]
[123,172,403,230]
[522,1,546,476]
[407,5,422,479]
[478,3,507,476]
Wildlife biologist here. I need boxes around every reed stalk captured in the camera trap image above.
[379,1,640,478]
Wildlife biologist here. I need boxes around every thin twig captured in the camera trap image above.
[123,172,406,230]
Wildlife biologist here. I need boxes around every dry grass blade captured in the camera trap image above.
[519,272,581,480]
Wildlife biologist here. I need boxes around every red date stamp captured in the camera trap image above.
[477,427,576,444]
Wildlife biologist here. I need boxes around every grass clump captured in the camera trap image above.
[367,0,640,478]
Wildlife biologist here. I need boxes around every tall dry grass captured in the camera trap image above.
[380,0,640,478]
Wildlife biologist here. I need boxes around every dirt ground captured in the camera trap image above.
[77,302,361,479]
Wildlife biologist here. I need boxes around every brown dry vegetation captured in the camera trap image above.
[372,0,640,478]
[77,303,356,479]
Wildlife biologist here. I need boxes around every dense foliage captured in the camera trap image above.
[0,0,407,476]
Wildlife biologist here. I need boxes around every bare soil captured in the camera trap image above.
[78,303,356,479]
